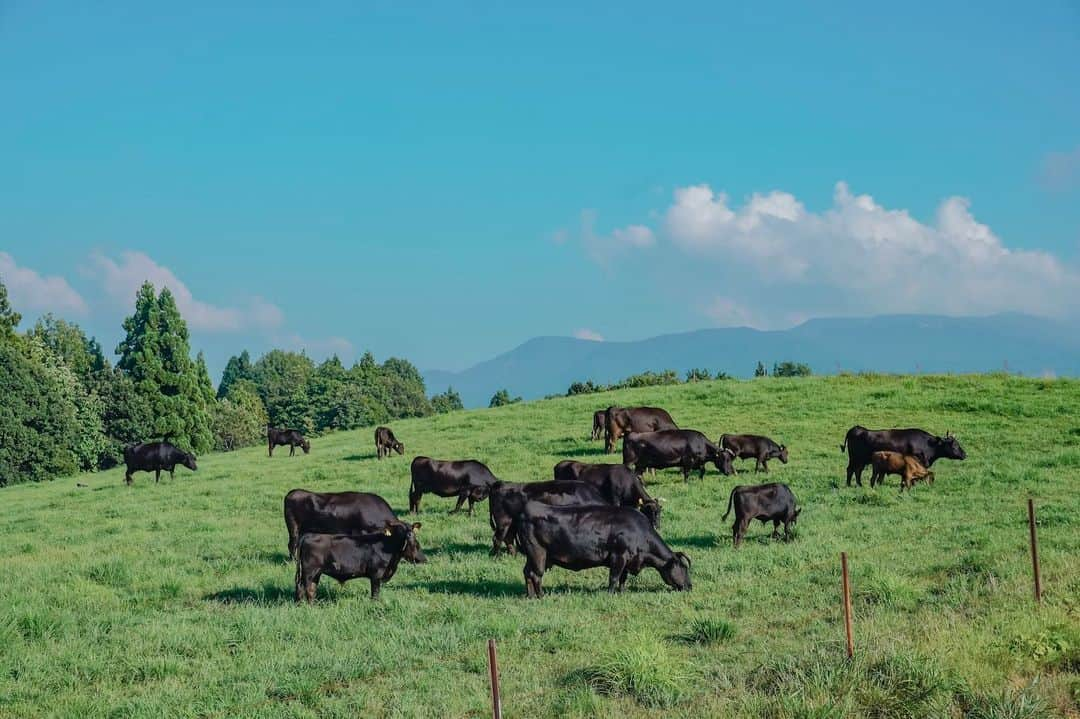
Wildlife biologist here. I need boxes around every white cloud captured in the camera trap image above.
[702,297,761,328]
[279,333,354,359]
[0,252,88,316]
[1039,146,1080,192]
[88,251,285,332]
[580,210,656,266]
[661,181,1080,320]
[574,328,605,341]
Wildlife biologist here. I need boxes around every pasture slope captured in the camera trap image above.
[1,374,1078,718]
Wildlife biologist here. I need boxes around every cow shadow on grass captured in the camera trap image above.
[206,582,297,605]
[421,542,490,558]
[405,578,522,598]
[669,534,721,549]
[545,438,611,458]
[343,453,377,462]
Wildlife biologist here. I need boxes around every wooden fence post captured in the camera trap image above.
[488,639,502,719]
[1028,499,1042,604]
[841,552,854,659]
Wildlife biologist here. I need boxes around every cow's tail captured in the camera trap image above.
[721,487,738,521]
[510,512,530,555]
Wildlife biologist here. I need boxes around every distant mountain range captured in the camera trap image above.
[423,314,1080,408]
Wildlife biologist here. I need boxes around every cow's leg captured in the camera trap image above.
[409,488,422,514]
[771,520,782,540]
[783,519,794,541]
[524,557,544,598]
[467,496,476,516]
[854,463,865,487]
[289,444,295,457]
[305,580,318,604]
[125,470,133,486]
[170,467,175,480]
[449,494,467,514]
[761,458,769,473]
[734,517,750,548]
[607,556,628,594]
[370,578,382,600]
[154,469,161,483]
[269,442,273,457]
[845,461,856,486]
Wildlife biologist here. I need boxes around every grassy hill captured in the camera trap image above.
[2,374,1078,718]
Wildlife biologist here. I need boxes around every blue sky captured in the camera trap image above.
[2,1,1078,378]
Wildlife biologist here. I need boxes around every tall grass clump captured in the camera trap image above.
[745,650,960,718]
[679,617,736,644]
[576,641,689,708]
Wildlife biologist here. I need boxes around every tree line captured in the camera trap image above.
[0,277,462,485]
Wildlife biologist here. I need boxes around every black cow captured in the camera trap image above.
[604,406,678,453]
[294,522,426,602]
[590,410,606,441]
[488,480,609,556]
[283,489,415,560]
[840,426,966,486]
[719,434,789,473]
[409,456,498,515]
[622,430,735,480]
[123,442,196,485]
[722,483,800,548]
[268,427,310,457]
[553,461,663,528]
[514,502,691,597]
[374,426,404,459]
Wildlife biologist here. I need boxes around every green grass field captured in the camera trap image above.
[2,375,1078,718]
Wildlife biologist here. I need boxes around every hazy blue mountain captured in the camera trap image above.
[424,314,1080,407]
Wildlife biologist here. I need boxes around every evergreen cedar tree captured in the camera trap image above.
[0,275,437,484]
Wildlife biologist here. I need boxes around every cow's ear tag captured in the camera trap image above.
[384,528,392,536]
[637,498,644,506]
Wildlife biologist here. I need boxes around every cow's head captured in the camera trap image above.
[301,439,311,454]
[637,496,663,529]
[777,445,789,464]
[660,551,692,591]
[470,479,496,502]
[790,507,802,531]
[183,453,198,471]
[393,440,405,456]
[714,446,736,476]
[386,521,427,563]
[934,431,965,461]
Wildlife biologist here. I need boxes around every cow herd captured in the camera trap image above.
[117,406,967,603]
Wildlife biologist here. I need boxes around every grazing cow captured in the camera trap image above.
[870,451,934,491]
[123,442,196,485]
[553,459,591,482]
[374,426,404,459]
[268,427,310,457]
[294,522,426,602]
[604,406,678,454]
[488,480,609,556]
[719,434,789,473]
[283,489,416,560]
[591,410,606,441]
[409,456,498,515]
[622,430,735,480]
[554,461,663,528]
[514,502,691,597]
[722,483,801,548]
[840,426,966,486]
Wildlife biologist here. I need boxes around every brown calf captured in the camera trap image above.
[870,451,934,491]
